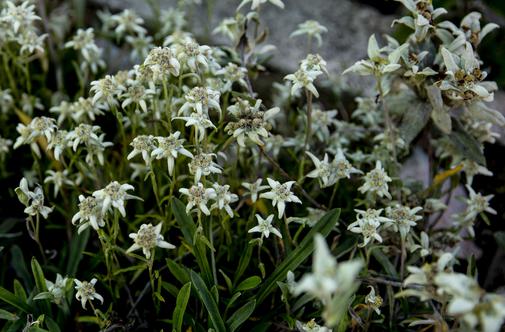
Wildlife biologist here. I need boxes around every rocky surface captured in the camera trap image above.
[90,0,393,80]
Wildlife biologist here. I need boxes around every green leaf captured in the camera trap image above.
[190,270,226,331]
[0,308,18,321]
[0,286,34,313]
[255,208,340,306]
[448,120,486,166]
[13,280,27,303]
[398,98,431,145]
[10,245,32,289]
[172,282,191,332]
[172,198,213,285]
[226,300,256,332]
[219,270,233,292]
[166,259,190,285]
[235,276,261,292]
[372,248,399,279]
[31,258,52,316]
[233,243,253,285]
[66,228,89,276]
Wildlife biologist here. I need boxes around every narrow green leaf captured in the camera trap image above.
[0,286,34,313]
[255,209,340,306]
[233,243,253,284]
[31,258,52,316]
[166,259,190,285]
[45,316,61,332]
[190,270,226,331]
[372,248,399,279]
[172,198,213,285]
[235,276,261,292]
[173,282,192,332]
[13,280,27,304]
[10,245,32,289]
[226,300,256,332]
[66,228,89,276]
[219,270,233,292]
[0,308,18,321]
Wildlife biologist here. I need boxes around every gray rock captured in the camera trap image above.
[89,0,394,77]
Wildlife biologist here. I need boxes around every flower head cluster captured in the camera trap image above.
[348,209,391,247]
[15,178,53,219]
[306,150,361,188]
[92,181,140,217]
[65,28,105,74]
[358,161,392,199]
[74,278,103,310]
[225,98,279,147]
[248,214,282,239]
[385,204,423,239]
[127,223,175,259]
[0,1,46,55]
[260,178,302,218]
[151,132,193,175]
[290,20,328,47]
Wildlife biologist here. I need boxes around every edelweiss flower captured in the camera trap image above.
[173,112,216,142]
[179,183,216,215]
[237,0,284,10]
[306,150,362,188]
[74,278,103,309]
[46,274,68,305]
[365,286,383,315]
[176,41,211,72]
[248,214,282,239]
[179,86,221,116]
[358,161,392,199]
[225,98,279,147]
[92,181,139,217]
[343,34,407,77]
[348,209,391,247]
[260,178,301,218]
[463,185,496,222]
[72,195,105,233]
[242,178,269,203]
[127,223,175,259]
[215,63,248,92]
[290,20,328,47]
[90,75,121,108]
[296,319,331,332]
[284,68,321,98]
[188,153,222,183]
[120,80,156,113]
[211,183,238,218]
[294,234,363,302]
[385,204,423,239]
[393,0,448,42]
[144,47,181,80]
[151,132,193,175]
[127,135,156,165]
[44,170,74,197]
[23,187,53,219]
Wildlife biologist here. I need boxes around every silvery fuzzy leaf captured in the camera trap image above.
[441,47,459,73]
[367,34,381,60]
[432,8,448,19]
[448,120,486,166]
[461,42,478,72]
[467,102,505,126]
[480,22,500,41]
[427,85,452,134]
[392,16,415,29]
